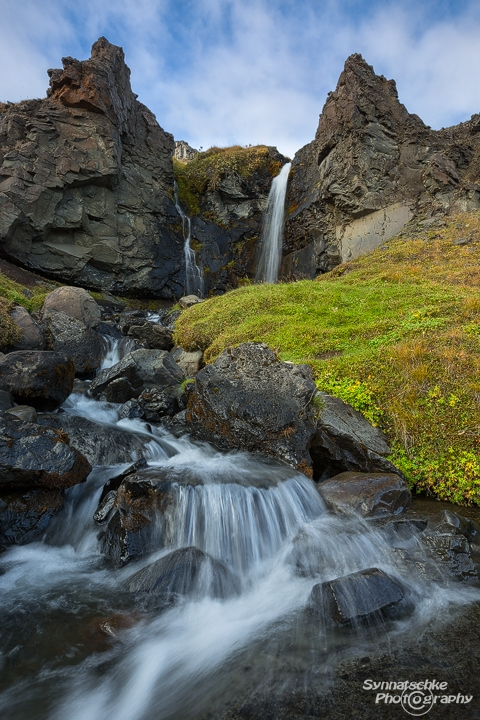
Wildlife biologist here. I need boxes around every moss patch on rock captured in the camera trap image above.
[175,210,480,505]
[173,145,282,217]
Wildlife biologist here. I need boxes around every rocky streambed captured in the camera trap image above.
[0,289,480,719]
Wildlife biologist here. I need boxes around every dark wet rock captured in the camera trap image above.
[0,488,64,550]
[5,405,38,423]
[307,567,408,626]
[0,350,75,410]
[8,306,45,351]
[43,310,106,374]
[97,470,174,565]
[171,346,204,376]
[0,39,184,297]
[89,349,184,402]
[317,471,411,517]
[126,546,239,608]
[0,414,91,490]
[178,295,203,309]
[283,53,480,280]
[127,323,173,350]
[118,399,145,420]
[93,490,116,525]
[186,342,317,475]
[37,413,146,466]
[42,286,101,328]
[310,392,401,480]
[420,531,478,583]
[137,387,179,421]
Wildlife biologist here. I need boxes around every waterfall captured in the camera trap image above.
[174,181,204,297]
[0,340,478,720]
[255,162,292,284]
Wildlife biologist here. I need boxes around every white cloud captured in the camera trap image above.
[1,0,479,157]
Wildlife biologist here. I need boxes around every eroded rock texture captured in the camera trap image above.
[0,37,184,297]
[283,54,480,278]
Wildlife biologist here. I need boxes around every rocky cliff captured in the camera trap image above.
[0,38,184,298]
[283,54,480,278]
[174,144,288,293]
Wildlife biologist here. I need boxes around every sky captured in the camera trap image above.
[1,0,480,158]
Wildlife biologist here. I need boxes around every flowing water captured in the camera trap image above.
[174,182,204,297]
[0,338,478,720]
[255,162,292,284]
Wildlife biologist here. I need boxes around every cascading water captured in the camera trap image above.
[0,336,479,720]
[174,181,204,297]
[255,162,292,284]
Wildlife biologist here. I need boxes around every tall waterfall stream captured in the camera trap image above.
[0,339,479,720]
[255,162,292,284]
[174,182,204,297]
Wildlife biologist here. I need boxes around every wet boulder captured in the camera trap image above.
[38,414,146,466]
[126,546,239,608]
[0,351,75,410]
[127,322,173,350]
[0,390,13,412]
[43,310,106,374]
[186,342,317,475]
[307,567,409,626]
[97,469,175,565]
[310,392,401,480]
[118,388,179,423]
[42,286,101,328]
[89,349,185,403]
[420,528,478,583]
[5,405,38,423]
[0,488,64,550]
[317,472,411,517]
[0,414,91,490]
[8,306,45,351]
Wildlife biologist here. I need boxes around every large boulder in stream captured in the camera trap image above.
[42,311,106,374]
[126,546,239,608]
[8,306,45,351]
[186,343,317,475]
[317,471,411,517]
[89,348,184,403]
[42,286,101,328]
[38,414,146,466]
[0,414,91,490]
[307,567,409,626]
[0,351,75,410]
[310,392,400,480]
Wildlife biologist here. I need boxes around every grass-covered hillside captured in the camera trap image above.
[175,211,480,505]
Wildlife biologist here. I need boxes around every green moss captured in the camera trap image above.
[174,209,480,505]
[173,145,278,218]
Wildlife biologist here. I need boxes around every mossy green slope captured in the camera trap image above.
[175,211,480,505]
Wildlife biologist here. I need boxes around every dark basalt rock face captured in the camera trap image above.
[283,53,480,278]
[0,37,184,298]
[186,342,317,475]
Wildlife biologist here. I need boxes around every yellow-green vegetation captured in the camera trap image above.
[0,297,21,347]
[175,211,480,505]
[173,145,282,217]
[0,272,51,313]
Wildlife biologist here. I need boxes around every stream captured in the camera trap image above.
[0,340,479,720]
